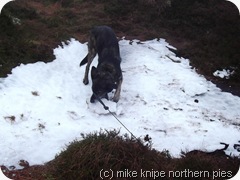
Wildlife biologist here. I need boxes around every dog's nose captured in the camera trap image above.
[90,94,96,103]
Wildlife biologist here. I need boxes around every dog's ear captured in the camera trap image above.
[91,66,98,79]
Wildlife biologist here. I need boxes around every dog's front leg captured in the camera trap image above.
[113,78,122,102]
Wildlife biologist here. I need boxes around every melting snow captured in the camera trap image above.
[0,38,239,168]
[213,69,235,79]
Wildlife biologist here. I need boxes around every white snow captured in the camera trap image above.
[0,38,240,168]
[213,69,235,79]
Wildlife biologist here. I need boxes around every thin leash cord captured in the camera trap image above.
[93,93,138,140]
[107,109,138,140]
[93,93,163,167]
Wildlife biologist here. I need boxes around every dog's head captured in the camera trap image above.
[90,66,117,102]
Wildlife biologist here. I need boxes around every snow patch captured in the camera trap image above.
[0,38,240,168]
[213,69,235,79]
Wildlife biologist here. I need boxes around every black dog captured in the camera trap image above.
[80,26,123,103]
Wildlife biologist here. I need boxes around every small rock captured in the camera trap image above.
[194,99,199,103]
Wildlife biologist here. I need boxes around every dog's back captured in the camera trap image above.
[91,26,120,61]
[80,26,121,66]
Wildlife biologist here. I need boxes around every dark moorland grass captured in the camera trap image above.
[1,0,239,86]
[1,130,239,179]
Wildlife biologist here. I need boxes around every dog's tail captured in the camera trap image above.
[80,54,88,66]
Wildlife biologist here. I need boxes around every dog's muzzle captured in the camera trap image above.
[90,91,107,103]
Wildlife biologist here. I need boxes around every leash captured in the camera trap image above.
[93,93,163,167]
[93,93,109,110]
[93,93,138,140]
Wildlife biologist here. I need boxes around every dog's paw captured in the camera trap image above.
[112,96,120,103]
[83,78,89,85]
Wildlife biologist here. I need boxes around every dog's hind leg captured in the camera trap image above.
[112,78,122,102]
[80,54,88,66]
[83,53,95,85]
[83,36,97,85]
